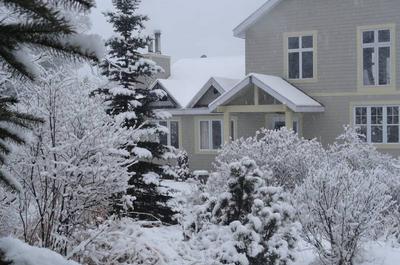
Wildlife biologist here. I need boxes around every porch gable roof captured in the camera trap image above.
[209,73,325,113]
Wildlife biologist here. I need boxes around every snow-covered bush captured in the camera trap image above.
[295,161,394,265]
[186,158,298,265]
[7,61,135,253]
[214,128,324,191]
[71,218,178,265]
[0,237,80,265]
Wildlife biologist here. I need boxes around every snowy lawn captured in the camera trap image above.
[120,224,400,265]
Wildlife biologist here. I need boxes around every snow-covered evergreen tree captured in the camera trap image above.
[186,158,298,265]
[175,150,192,181]
[99,0,176,223]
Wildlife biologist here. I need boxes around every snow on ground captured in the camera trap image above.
[0,237,80,265]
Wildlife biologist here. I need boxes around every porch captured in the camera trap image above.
[209,73,325,143]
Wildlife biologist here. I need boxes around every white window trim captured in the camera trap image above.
[361,29,392,87]
[198,119,223,151]
[157,120,180,148]
[353,105,400,144]
[284,31,318,82]
[357,24,396,91]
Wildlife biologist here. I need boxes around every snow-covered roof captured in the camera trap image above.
[153,56,245,108]
[233,0,283,39]
[170,56,245,81]
[209,73,324,113]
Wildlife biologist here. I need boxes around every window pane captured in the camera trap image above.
[378,29,390,42]
[288,37,299,49]
[302,36,313,48]
[371,126,383,143]
[200,121,209,149]
[388,126,399,143]
[379,47,390,85]
[387,107,399,124]
[355,107,367,125]
[371,107,383,124]
[302,51,313,78]
[363,47,376,85]
[289,52,300,79]
[293,121,298,133]
[363,31,374,44]
[274,121,286,130]
[230,120,235,140]
[170,121,179,148]
[159,121,168,145]
[212,121,222,149]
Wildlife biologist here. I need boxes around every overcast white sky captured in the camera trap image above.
[89,0,266,61]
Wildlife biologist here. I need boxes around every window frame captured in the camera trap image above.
[198,119,224,151]
[284,31,318,82]
[357,24,396,91]
[156,119,181,148]
[353,105,400,144]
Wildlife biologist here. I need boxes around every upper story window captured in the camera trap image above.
[354,106,399,144]
[362,28,393,86]
[287,34,315,79]
[158,120,180,148]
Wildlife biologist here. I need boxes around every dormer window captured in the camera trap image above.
[285,31,317,81]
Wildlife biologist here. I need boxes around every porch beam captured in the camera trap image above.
[223,111,231,143]
[217,104,286,113]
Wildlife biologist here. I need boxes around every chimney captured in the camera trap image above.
[154,30,161,54]
[148,39,154,53]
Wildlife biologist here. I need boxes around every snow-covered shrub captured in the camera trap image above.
[295,162,394,265]
[0,237,80,265]
[7,61,135,253]
[71,218,176,265]
[186,158,298,265]
[329,127,400,238]
[214,128,324,191]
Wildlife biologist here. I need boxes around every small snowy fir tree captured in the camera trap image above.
[295,162,394,265]
[99,0,176,223]
[186,158,298,265]
[175,150,192,181]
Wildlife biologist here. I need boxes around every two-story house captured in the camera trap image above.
[149,0,400,171]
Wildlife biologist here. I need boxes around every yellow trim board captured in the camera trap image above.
[283,30,318,83]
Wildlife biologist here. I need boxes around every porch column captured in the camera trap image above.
[223,111,231,143]
[285,108,293,130]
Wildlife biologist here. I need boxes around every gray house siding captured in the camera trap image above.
[245,0,400,156]
[245,0,400,93]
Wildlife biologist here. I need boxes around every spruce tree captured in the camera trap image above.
[100,0,176,223]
